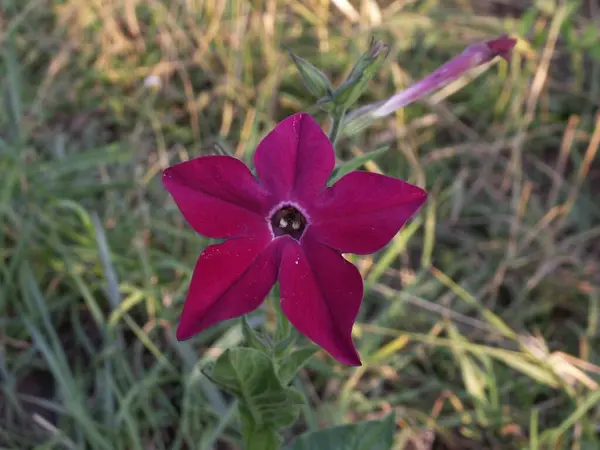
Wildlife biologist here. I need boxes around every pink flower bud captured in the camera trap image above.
[373,35,517,118]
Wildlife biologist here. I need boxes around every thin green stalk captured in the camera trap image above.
[328,109,346,147]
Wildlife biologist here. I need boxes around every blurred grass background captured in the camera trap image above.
[1,0,600,448]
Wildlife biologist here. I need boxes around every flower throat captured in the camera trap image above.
[270,206,306,240]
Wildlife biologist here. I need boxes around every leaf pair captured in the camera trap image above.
[206,348,305,428]
[205,347,396,450]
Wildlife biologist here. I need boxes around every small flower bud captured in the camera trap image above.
[288,50,333,99]
[372,35,517,118]
[339,35,517,135]
[333,38,390,110]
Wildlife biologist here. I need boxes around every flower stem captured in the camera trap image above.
[239,403,282,450]
[328,108,346,147]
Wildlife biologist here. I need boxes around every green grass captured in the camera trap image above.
[1,0,600,449]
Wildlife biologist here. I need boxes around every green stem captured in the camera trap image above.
[240,403,282,450]
[328,109,346,146]
[243,428,281,450]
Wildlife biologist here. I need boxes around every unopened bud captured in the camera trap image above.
[288,50,333,99]
[373,35,517,118]
[340,35,517,134]
[333,38,390,110]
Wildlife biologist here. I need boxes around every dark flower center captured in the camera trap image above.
[270,206,307,240]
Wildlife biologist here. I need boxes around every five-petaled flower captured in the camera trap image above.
[163,113,427,366]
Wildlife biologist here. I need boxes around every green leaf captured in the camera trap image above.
[286,413,396,450]
[329,146,389,185]
[2,32,23,141]
[272,290,292,343]
[278,345,319,385]
[241,316,270,353]
[206,348,305,429]
[273,332,297,359]
[27,143,132,178]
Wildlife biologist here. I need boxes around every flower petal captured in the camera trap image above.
[254,113,335,202]
[163,155,272,239]
[309,171,427,254]
[176,231,281,340]
[279,231,362,366]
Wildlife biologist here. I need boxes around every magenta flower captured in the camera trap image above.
[163,113,427,365]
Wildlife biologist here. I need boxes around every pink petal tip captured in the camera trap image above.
[485,35,517,62]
